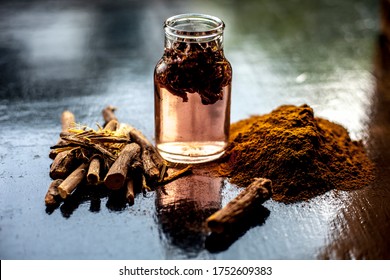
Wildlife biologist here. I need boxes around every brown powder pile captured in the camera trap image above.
[219,104,374,203]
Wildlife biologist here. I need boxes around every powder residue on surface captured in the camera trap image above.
[219,104,374,203]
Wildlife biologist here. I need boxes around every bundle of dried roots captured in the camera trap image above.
[45,106,191,206]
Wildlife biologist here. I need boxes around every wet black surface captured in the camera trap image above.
[1,0,389,259]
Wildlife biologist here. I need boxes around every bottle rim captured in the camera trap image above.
[164,13,225,42]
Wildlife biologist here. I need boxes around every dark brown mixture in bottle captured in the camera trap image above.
[155,40,232,105]
[219,104,375,203]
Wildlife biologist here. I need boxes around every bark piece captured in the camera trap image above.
[49,150,77,179]
[141,173,149,192]
[87,156,101,185]
[58,163,88,199]
[45,179,64,206]
[119,123,167,183]
[102,105,117,126]
[104,143,141,190]
[104,119,119,131]
[59,133,116,162]
[142,149,160,183]
[61,110,76,132]
[126,178,135,205]
[124,123,165,168]
[206,178,272,233]
[49,150,59,160]
[50,110,76,167]
[55,111,76,147]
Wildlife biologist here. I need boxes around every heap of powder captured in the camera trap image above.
[219,104,374,203]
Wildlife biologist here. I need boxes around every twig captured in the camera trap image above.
[159,165,192,185]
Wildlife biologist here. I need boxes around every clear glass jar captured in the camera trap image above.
[154,13,232,164]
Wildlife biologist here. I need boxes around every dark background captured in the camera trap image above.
[1,0,389,259]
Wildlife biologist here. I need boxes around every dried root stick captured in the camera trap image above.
[102,105,118,126]
[49,150,78,179]
[104,143,141,190]
[61,110,75,132]
[123,124,165,167]
[50,110,77,172]
[87,156,101,185]
[126,178,135,205]
[45,179,64,206]
[120,123,167,182]
[206,178,272,233]
[142,149,160,183]
[58,163,88,199]
[104,119,119,131]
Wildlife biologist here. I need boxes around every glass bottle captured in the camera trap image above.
[154,13,232,164]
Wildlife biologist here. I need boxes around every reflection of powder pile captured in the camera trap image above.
[219,104,374,203]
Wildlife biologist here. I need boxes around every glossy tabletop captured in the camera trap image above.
[1,0,389,259]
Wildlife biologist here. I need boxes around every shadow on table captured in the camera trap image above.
[45,181,135,218]
[205,204,270,253]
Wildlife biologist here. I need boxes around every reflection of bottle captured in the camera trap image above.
[155,172,223,258]
[154,13,232,164]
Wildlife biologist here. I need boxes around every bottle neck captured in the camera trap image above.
[164,35,224,51]
[163,13,225,51]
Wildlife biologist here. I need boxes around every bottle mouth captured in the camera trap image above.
[164,13,225,42]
